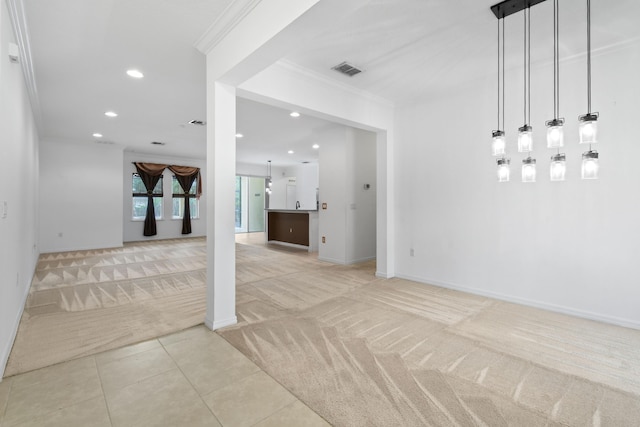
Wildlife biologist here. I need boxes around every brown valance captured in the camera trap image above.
[133,162,202,236]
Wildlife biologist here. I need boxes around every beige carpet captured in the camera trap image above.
[5,238,208,377]
[221,264,640,426]
[7,235,640,425]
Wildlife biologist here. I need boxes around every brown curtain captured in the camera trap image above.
[168,166,201,234]
[134,162,167,236]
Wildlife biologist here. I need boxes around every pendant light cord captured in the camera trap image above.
[587,0,591,113]
[528,6,531,125]
[553,0,560,119]
[503,17,506,132]
[523,8,527,125]
[497,18,500,130]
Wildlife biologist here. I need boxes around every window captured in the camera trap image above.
[132,173,163,220]
[172,175,199,219]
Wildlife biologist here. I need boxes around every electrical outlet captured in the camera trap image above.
[322,236,326,243]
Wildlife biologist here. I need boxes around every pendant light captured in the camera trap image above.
[265,160,273,194]
[522,156,537,182]
[492,17,507,156]
[550,153,566,181]
[497,157,511,182]
[518,6,533,154]
[580,0,599,179]
[546,0,564,149]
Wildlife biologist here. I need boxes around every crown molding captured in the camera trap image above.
[194,0,262,55]
[5,0,42,130]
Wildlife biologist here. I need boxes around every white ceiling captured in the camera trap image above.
[22,0,640,165]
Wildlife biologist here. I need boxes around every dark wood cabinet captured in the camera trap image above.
[267,211,310,246]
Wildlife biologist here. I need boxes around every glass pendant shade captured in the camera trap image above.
[492,130,506,156]
[518,125,533,152]
[581,150,599,179]
[550,153,566,181]
[579,113,598,144]
[546,118,564,148]
[521,157,536,183]
[497,158,510,182]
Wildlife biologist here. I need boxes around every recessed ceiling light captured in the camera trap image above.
[126,69,144,78]
[151,141,166,146]
[288,150,294,154]
[290,112,300,118]
[312,144,319,149]
[105,111,118,118]
[235,133,243,138]
[188,119,206,126]
[93,133,103,138]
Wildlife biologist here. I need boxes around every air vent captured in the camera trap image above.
[151,141,166,146]
[188,119,206,126]
[332,61,362,77]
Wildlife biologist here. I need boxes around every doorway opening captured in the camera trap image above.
[235,175,266,233]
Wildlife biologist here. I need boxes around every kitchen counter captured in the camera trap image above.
[266,210,319,252]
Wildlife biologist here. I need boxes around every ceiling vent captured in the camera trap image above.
[151,141,166,146]
[188,119,206,126]
[332,61,362,77]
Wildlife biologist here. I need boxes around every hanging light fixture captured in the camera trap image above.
[546,0,564,149]
[518,6,533,154]
[580,0,599,179]
[522,156,536,183]
[581,150,599,179]
[497,157,511,182]
[492,17,507,157]
[550,153,566,181]
[265,160,272,194]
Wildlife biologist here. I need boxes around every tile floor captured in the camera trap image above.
[0,325,330,427]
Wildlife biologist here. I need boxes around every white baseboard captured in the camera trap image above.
[395,273,640,330]
[375,271,392,279]
[0,274,31,381]
[267,240,311,251]
[318,256,376,265]
[205,316,238,331]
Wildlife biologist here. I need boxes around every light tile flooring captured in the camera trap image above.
[0,325,329,427]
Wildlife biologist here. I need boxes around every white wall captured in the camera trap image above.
[318,127,377,264]
[0,0,40,378]
[394,39,640,328]
[123,152,206,242]
[39,140,123,252]
[293,163,318,210]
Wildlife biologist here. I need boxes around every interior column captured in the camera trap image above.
[205,81,237,330]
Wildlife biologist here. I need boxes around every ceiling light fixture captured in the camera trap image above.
[492,12,509,181]
[546,0,564,151]
[546,0,566,181]
[126,69,144,79]
[580,0,599,179]
[105,111,118,118]
[518,5,533,156]
[92,133,103,138]
[492,15,506,157]
[235,133,244,138]
[265,160,272,195]
[312,144,320,149]
[288,150,294,154]
[290,112,300,118]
